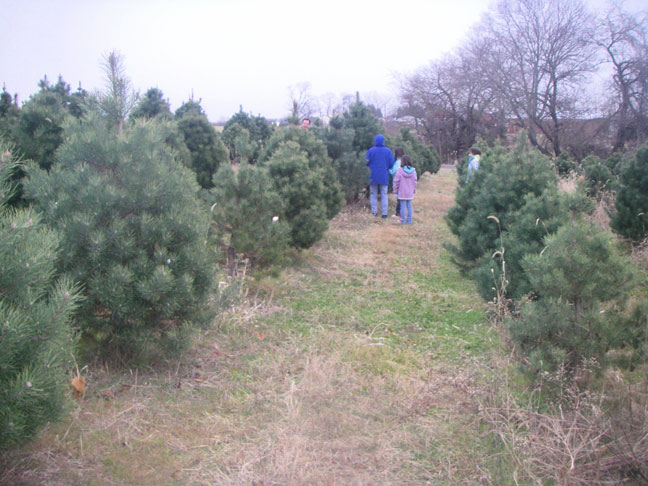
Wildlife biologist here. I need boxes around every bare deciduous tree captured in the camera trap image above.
[479,0,596,156]
[398,38,497,163]
[287,82,315,123]
[595,1,648,151]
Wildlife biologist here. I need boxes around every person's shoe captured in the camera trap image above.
[381,215,388,219]
[372,213,378,216]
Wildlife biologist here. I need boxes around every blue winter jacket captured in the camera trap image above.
[365,134,394,185]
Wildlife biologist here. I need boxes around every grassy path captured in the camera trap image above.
[2,169,504,485]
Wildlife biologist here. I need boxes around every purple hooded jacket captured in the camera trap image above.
[393,165,417,200]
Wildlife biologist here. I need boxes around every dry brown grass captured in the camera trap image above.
[479,365,648,486]
[1,169,498,486]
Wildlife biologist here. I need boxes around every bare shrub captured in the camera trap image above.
[630,236,648,272]
[480,369,648,485]
[588,194,614,232]
[557,172,582,195]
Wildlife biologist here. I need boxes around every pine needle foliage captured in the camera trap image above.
[261,127,343,221]
[0,145,80,449]
[611,143,648,242]
[445,137,557,272]
[209,163,289,269]
[315,117,370,203]
[24,116,214,361]
[389,127,441,175]
[508,221,646,378]
[176,112,227,189]
[263,141,330,249]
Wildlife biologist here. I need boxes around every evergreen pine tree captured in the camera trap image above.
[13,84,70,170]
[581,154,620,199]
[332,152,370,203]
[24,116,214,360]
[445,138,557,271]
[209,164,289,269]
[130,88,172,120]
[342,97,383,152]
[176,112,227,189]
[389,127,441,175]
[261,127,343,220]
[0,144,80,449]
[264,141,330,249]
[0,89,20,139]
[611,143,648,242]
[316,116,368,203]
[221,122,255,164]
[319,115,354,161]
[508,221,645,378]
[473,187,591,301]
[222,111,273,163]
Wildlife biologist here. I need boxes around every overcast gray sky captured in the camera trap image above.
[1,0,645,122]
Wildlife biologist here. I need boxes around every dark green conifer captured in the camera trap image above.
[24,116,214,360]
[611,144,648,242]
[0,144,80,449]
[263,141,330,249]
[508,221,645,378]
[209,163,289,268]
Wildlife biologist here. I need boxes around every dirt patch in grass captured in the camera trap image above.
[1,169,501,486]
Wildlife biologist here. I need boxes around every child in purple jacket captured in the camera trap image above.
[393,155,417,224]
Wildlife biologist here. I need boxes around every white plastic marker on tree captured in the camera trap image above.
[272,216,279,222]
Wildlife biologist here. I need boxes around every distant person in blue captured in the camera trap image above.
[465,148,481,182]
[366,134,394,218]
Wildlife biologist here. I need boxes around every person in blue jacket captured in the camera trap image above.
[366,134,394,218]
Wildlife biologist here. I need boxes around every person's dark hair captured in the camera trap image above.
[394,147,406,160]
[401,155,413,168]
[470,148,481,155]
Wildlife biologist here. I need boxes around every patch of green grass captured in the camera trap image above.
[259,243,495,363]
[342,344,421,377]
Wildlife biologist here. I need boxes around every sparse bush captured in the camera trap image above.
[480,373,648,485]
[553,152,579,176]
[24,116,215,361]
[0,145,80,449]
[209,163,290,269]
[581,154,619,200]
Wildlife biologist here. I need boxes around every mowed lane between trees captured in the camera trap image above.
[2,168,504,485]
